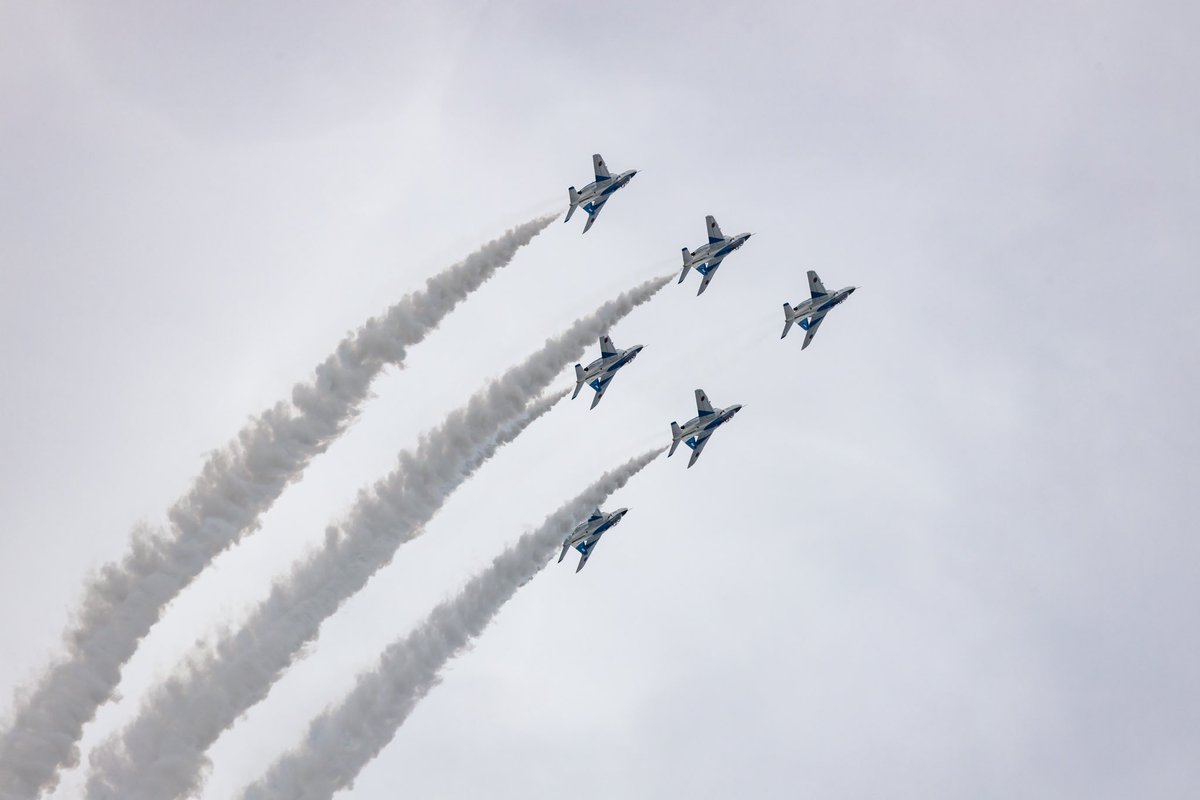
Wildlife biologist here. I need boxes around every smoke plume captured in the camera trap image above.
[0,217,553,799]
[85,274,670,800]
[241,448,663,800]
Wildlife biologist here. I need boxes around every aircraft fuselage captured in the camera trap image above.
[577,170,637,204]
[579,345,643,383]
[677,404,743,439]
[689,232,752,266]
[789,286,856,318]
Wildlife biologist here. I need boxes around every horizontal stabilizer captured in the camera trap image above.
[781,303,795,339]
[668,421,683,456]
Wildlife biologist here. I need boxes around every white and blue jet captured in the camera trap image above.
[678,215,753,295]
[572,334,644,409]
[781,270,858,349]
[669,389,744,468]
[559,507,629,572]
[564,154,638,233]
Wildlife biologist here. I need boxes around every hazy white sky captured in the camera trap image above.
[2,2,1198,798]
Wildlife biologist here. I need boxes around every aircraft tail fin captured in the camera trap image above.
[678,248,692,284]
[781,303,795,339]
[564,187,580,223]
[558,540,570,563]
[572,364,585,399]
[668,421,683,456]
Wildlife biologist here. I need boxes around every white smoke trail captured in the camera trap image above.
[83,390,564,800]
[0,217,554,799]
[84,274,672,800]
[241,448,663,800]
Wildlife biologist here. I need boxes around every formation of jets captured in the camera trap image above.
[557,153,859,570]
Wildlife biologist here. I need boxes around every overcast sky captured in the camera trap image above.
[2,1,1198,798]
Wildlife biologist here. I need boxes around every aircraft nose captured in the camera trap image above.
[848,286,857,294]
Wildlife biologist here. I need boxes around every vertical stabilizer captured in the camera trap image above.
[669,421,683,456]
[572,364,586,399]
[678,248,693,284]
[564,187,580,222]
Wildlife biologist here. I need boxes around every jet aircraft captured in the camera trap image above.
[678,215,752,295]
[559,507,629,572]
[781,270,857,349]
[572,335,644,409]
[669,389,743,468]
[564,154,637,233]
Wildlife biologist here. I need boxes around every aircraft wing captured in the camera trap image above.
[686,430,712,468]
[706,215,725,243]
[590,374,613,409]
[694,389,715,416]
[801,311,827,350]
[807,270,828,298]
[599,335,618,357]
[575,535,601,572]
[696,258,723,295]
[581,196,608,233]
[593,153,611,182]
